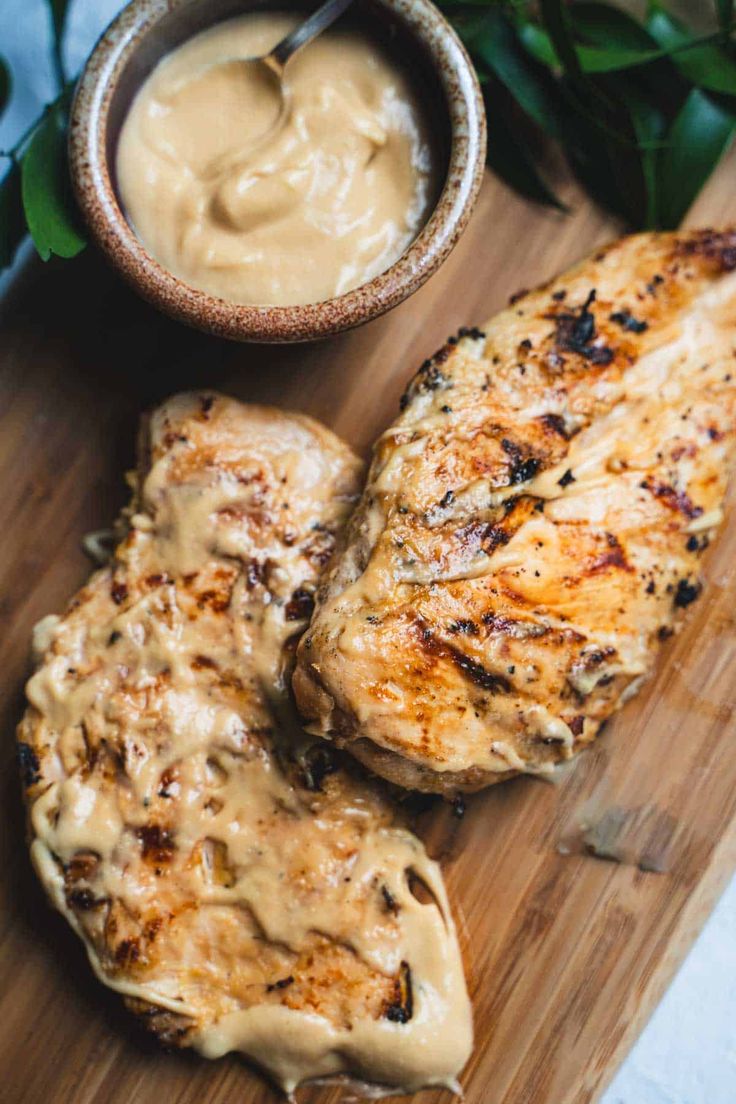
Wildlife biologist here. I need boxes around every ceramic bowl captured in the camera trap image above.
[69,0,486,343]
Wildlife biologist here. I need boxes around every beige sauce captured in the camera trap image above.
[19,394,472,1096]
[116,14,438,306]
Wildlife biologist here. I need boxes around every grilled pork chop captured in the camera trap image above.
[294,229,736,794]
[18,394,471,1094]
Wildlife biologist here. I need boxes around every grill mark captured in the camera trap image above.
[640,478,703,519]
[17,741,41,787]
[588,533,635,575]
[674,229,736,273]
[384,962,413,1023]
[455,519,512,557]
[416,621,511,693]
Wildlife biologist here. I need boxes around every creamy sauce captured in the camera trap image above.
[116,14,438,306]
[19,394,472,1095]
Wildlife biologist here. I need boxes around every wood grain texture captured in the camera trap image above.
[1,153,735,1104]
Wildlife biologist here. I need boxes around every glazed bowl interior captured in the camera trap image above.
[72,0,486,342]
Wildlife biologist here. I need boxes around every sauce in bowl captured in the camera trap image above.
[116,13,440,307]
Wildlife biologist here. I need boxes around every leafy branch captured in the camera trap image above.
[441,0,736,228]
[0,0,84,269]
[1,1,735,275]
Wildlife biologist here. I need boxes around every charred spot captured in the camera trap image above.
[546,288,614,366]
[645,274,664,295]
[111,581,128,605]
[512,457,540,483]
[439,489,455,509]
[381,884,400,914]
[108,630,122,646]
[674,578,701,608]
[65,852,99,881]
[448,619,479,636]
[509,288,528,305]
[266,975,295,992]
[17,742,40,787]
[158,767,178,799]
[581,647,616,669]
[540,413,570,439]
[675,229,736,273]
[456,519,512,557]
[519,338,532,351]
[558,469,575,488]
[199,395,215,417]
[301,744,338,792]
[452,794,466,819]
[384,962,413,1024]
[145,573,170,588]
[589,532,634,575]
[137,825,174,863]
[115,938,141,968]
[501,438,540,484]
[143,916,163,943]
[552,289,567,301]
[196,588,231,613]
[658,625,674,641]
[418,623,511,694]
[67,888,104,911]
[707,425,723,441]
[568,715,585,737]
[191,654,218,671]
[458,326,486,341]
[640,478,703,520]
[245,560,266,590]
[609,309,648,334]
[400,357,453,410]
[646,579,656,595]
[686,535,699,552]
[285,587,315,622]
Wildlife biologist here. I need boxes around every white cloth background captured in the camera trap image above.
[0,3,734,1101]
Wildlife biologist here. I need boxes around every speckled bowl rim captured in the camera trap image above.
[69,0,486,343]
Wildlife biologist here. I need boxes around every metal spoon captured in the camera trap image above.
[202,0,356,177]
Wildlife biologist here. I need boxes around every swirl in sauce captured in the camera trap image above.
[116,14,439,306]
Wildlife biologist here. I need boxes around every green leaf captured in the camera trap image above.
[647,6,736,97]
[539,0,584,80]
[0,57,10,120]
[558,85,641,224]
[483,87,567,211]
[467,11,565,139]
[571,3,658,52]
[619,84,665,229]
[658,88,736,228]
[518,20,662,73]
[0,161,26,269]
[716,0,734,37]
[21,101,85,262]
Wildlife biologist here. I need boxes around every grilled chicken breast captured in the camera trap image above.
[294,229,736,794]
[18,394,471,1093]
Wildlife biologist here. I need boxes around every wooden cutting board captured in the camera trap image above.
[1,150,735,1104]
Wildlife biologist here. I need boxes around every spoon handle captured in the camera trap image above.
[268,0,356,70]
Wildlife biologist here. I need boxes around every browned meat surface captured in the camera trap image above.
[18,393,471,1093]
[294,229,736,793]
